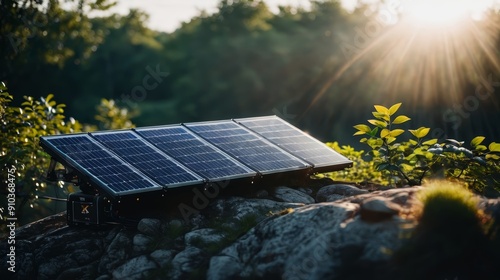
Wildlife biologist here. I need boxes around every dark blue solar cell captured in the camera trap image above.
[43,134,160,195]
[185,121,310,174]
[236,116,352,169]
[135,126,256,180]
[91,131,204,187]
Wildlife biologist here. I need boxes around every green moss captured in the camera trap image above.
[393,181,499,279]
[416,181,480,231]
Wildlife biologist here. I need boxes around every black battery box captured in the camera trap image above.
[67,192,108,226]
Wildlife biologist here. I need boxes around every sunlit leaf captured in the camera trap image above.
[489,142,500,152]
[388,103,402,116]
[470,136,485,147]
[408,139,418,146]
[392,115,410,124]
[486,154,500,160]
[386,137,396,144]
[372,112,390,121]
[380,128,390,138]
[46,94,54,103]
[368,119,387,128]
[410,127,430,139]
[475,145,487,151]
[389,129,405,137]
[374,105,389,115]
[422,139,438,146]
[354,124,371,133]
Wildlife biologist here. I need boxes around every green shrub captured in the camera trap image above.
[0,83,135,231]
[353,103,500,192]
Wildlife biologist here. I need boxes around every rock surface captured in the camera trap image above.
[1,185,498,280]
[316,184,369,202]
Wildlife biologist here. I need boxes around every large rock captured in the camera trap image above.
[207,200,408,279]
[316,184,369,202]
[272,186,315,204]
[5,187,473,280]
[359,196,402,222]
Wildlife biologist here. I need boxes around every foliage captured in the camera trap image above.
[325,142,388,186]
[0,85,134,230]
[354,103,500,192]
[394,181,499,279]
[0,82,83,223]
[95,98,136,130]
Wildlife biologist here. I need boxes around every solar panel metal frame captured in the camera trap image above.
[235,116,353,172]
[134,124,258,181]
[40,133,163,197]
[89,130,206,188]
[183,120,312,175]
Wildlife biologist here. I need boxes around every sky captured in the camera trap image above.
[107,0,322,32]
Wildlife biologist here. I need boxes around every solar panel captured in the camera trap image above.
[90,131,205,188]
[40,134,162,196]
[235,116,352,171]
[134,126,257,181]
[184,121,311,174]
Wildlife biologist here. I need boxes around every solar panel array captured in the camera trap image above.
[185,121,309,174]
[91,131,204,187]
[42,134,161,195]
[135,126,256,180]
[236,116,352,169]
[40,116,352,198]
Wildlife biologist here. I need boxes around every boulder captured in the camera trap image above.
[360,196,402,222]
[316,184,368,202]
[272,186,315,204]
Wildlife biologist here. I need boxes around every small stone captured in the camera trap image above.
[150,249,175,267]
[137,218,162,236]
[112,255,158,280]
[273,186,315,204]
[316,184,368,202]
[360,196,402,222]
[133,234,153,252]
[185,228,226,248]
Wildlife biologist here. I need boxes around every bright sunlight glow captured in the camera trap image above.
[402,0,495,26]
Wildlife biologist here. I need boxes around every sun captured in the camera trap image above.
[401,0,495,26]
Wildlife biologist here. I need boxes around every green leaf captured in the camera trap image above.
[489,142,500,152]
[408,139,418,146]
[392,115,411,124]
[470,136,485,147]
[423,139,438,145]
[354,124,371,133]
[388,103,402,116]
[388,129,405,137]
[368,127,379,137]
[354,131,366,136]
[367,119,387,128]
[374,105,389,115]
